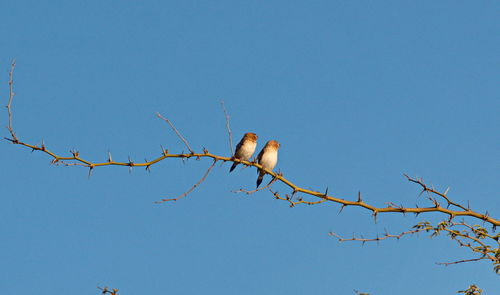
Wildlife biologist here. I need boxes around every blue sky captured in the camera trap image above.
[1,1,499,294]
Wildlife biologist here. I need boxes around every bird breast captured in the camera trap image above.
[237,141,257,160]
[260,150,278,170]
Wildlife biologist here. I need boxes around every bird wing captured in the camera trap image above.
[234,140,243,158]
[257,148,264,163]
[256,148,265,173]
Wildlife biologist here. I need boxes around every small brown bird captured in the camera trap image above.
[229,132,258,172]
[256,140,280,188]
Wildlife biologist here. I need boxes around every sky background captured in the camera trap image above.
[1,1,499,294]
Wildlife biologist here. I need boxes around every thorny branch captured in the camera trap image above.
[4,62,500,273]
[269,188,328,207]
[404,174,469,212]
[4,63,499,228]
[330,220,500,272]
[329,226,431,244]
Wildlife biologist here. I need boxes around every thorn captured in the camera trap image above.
[338,204,346,214]
[444,187,450,195]
[161,145,168,156]
[88,166,93,178]
[324,187,329,196]
[357,191,362,202]
[108,151,113,162]
[70,149,79,157]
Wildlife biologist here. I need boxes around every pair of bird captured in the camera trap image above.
[229,132,280,188]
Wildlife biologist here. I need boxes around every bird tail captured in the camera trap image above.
[256,170,265,188]
[229,162,238,173]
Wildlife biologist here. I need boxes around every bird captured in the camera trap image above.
[256,140,280,188]
[229,132,258,172]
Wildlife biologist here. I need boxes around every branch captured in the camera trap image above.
[329,226,431,243]
[437,257,486,266]
[269,188,327,207]
[457,284,483,295]
[156,112,194,154]
[330,220,499,269]
[6,59,17,142]
[404,174,468,211]
[233,175,279,194]
[155,159,217,203]
[5,134,499,226]
[5,65,500,228]
[97,286,118,295]
[220,100,233,156]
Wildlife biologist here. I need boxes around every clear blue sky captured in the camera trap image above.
[1,1,498,294]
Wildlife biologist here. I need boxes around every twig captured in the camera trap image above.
[220,100,233,156]
[97,286,119,295]
[156,159,217,203]
[437,257,485,266]
[270,188,327,207]
[233,176,279,194]
[6,59,18,142]
[329,226,431,243]
[156,112,194,154]
[404,174,468,211]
